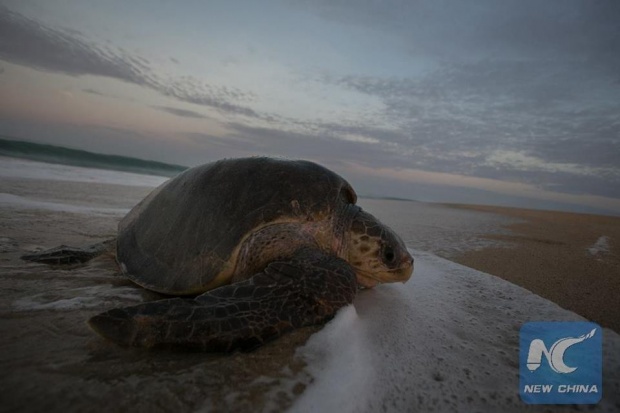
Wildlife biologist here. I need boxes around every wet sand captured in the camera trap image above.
[447,204,620,333]
[0,177,314,412]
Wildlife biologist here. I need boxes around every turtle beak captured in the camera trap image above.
[398,254,414,283]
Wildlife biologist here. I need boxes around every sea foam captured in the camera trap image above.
[290,250,620,412]
[0,192,129,215]
[588,236,610,257]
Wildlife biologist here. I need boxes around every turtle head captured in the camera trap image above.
[346,209,413,288]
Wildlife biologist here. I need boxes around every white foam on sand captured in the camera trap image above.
[289,250,620,412]
[588,236,611,257]
[0,156,168,187]
[0,192,129,215]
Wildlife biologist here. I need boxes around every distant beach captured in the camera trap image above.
[448,204,620,333]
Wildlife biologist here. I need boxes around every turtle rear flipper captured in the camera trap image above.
[88,248,358,352]
[21,240,114,265]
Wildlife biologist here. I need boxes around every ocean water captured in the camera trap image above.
[0,137,186,177]
[0,156,169,187]
[360,198,517,258]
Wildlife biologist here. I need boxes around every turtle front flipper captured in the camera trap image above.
[21,240,114,265]
[88,248,358,352]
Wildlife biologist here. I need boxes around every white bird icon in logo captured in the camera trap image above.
[526,328,597,374]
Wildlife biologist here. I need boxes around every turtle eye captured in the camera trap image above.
[383,245,396,264]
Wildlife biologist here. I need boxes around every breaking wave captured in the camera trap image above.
[0,136,187,177]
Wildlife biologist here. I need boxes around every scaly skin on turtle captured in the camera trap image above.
[23,157,414,352]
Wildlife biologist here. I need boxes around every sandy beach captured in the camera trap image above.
[447,204,620,333]
[1,165,619,412]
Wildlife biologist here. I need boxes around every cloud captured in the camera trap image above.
[318,56,620,197]
[151,77,259,118]
[0,6,148,83]
[2,2,619,207]
[294,0,620,70]
[483,150,618,178]
[82,88,106,96]
[480,150,620,198]
[213,122,393,168]
[299,0,620,193]
[0,6,258,118]
[345,162,620,214]
[153,106,208,119]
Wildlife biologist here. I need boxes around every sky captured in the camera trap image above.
[0,0,619,214]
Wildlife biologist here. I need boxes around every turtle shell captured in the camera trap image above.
[116,157,357,294]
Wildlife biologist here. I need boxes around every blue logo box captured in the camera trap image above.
[520,322,602,404]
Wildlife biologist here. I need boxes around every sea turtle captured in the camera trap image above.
[23,157,413,351]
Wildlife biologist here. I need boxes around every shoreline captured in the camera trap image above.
[1,173,619,411]
[445,203,620,333]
